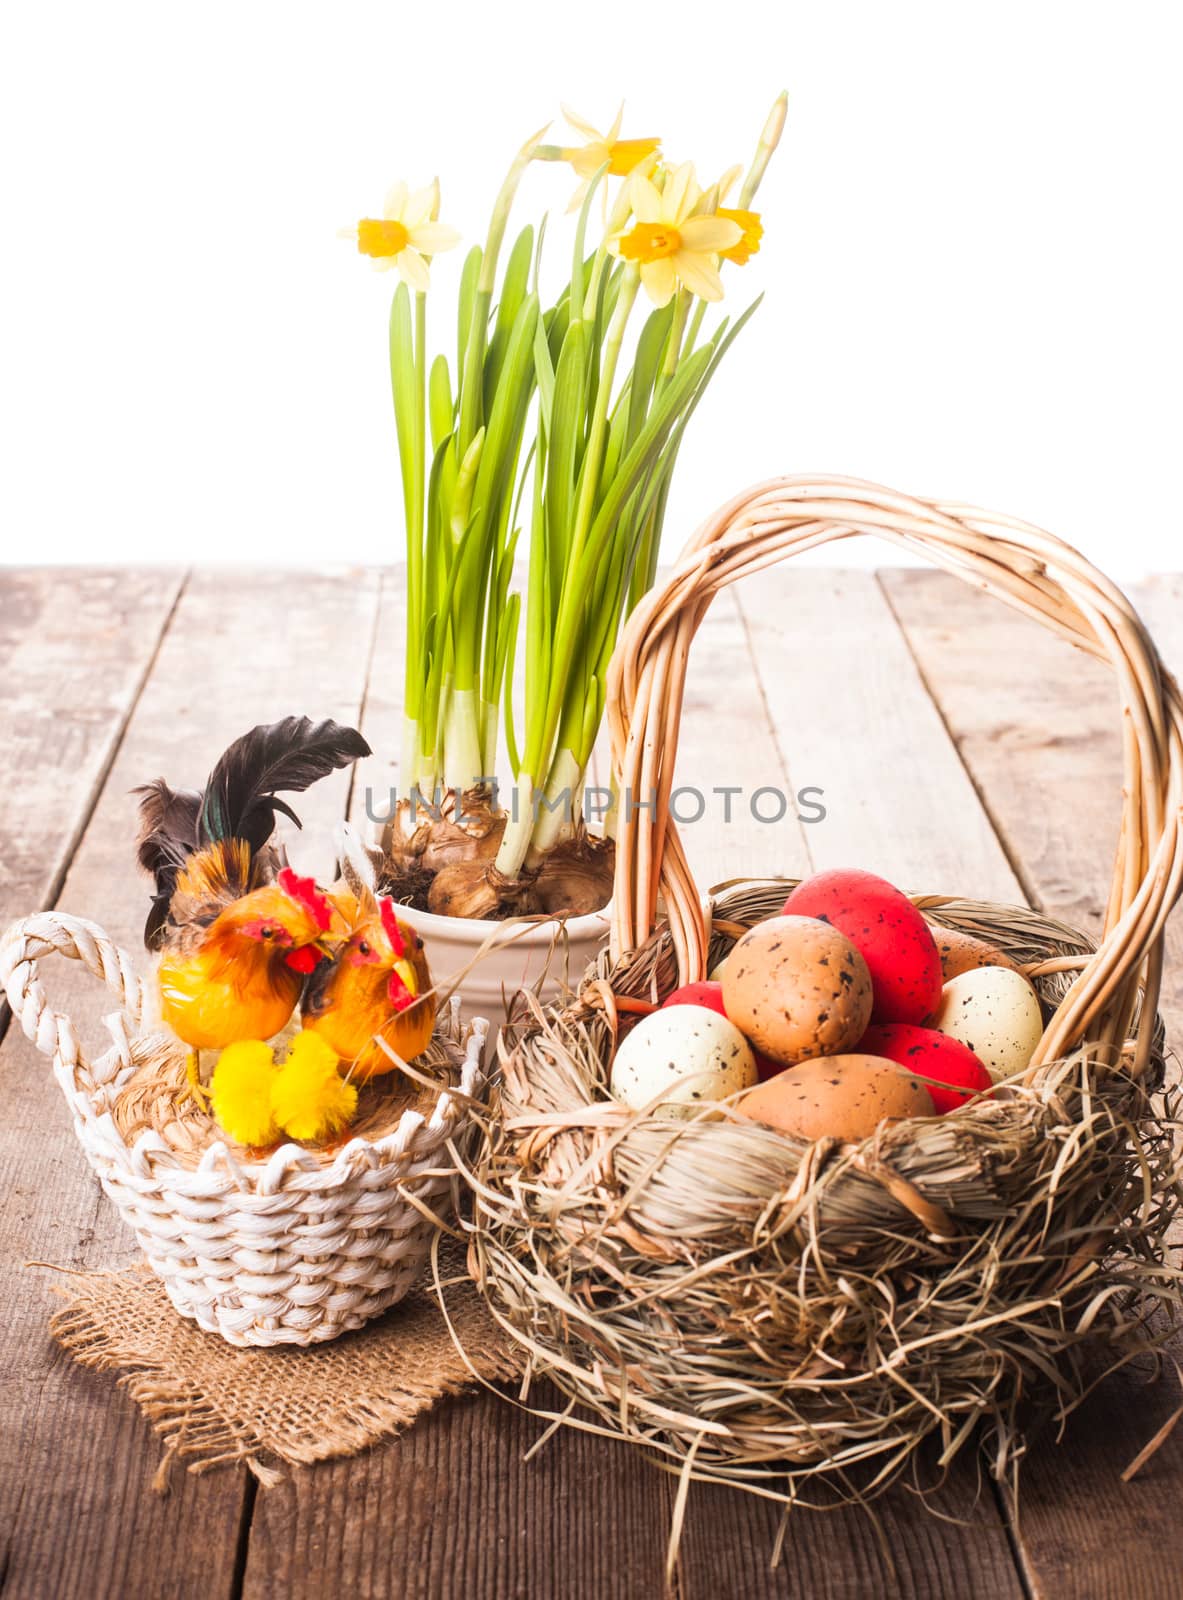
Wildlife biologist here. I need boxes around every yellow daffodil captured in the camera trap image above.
[693,164,763,266]
[343,179,460,291]
[717,207,763,264]
[559,104,660,212]
[712,164,744,205]
[613,163,742,308]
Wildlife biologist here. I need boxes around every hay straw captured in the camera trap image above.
[464,477,1183,1505]
[467,888,1183,1502]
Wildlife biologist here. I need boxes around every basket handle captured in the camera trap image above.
[0,912,145,1101]
[606,475,1183,1071]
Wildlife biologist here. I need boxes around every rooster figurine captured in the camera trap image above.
[301,824,436,1077]
[135,716,371,1103]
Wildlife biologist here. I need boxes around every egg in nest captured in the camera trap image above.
[722,915,874,1067]
[610,1007,758,1116]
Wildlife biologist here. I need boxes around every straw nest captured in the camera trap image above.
[465,476,1183,1505]
[110,1021,463,1169]
[467,882,1181,1501]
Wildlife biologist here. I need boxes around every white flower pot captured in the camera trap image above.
[396,901,611,1031]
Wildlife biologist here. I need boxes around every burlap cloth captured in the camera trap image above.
[49,1240,523,1488]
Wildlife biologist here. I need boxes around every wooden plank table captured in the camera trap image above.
[0,565,1180,1600]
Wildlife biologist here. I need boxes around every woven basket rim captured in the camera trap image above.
[469,886,1180,1494]
[487,884,1151,1212]
[1,908,488,1198]
[469,474,1183,1498]
[604,474,1183,1080]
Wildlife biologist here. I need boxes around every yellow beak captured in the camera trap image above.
[393,957,418,997]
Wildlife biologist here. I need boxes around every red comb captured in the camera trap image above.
[379,898,407,958]
[277,868,332,932]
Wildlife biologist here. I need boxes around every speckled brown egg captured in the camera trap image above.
[737,1053,935,1141]
[721,915,873,1067]
[929,924,1022,983]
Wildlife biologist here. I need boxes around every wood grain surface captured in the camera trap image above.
[882,569,1183,1600]
[1,564,1179,1600]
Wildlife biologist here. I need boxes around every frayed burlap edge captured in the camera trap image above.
[48,1241,523,1489]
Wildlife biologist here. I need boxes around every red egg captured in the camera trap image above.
[782,869,942,1025]
[663,981,728,1016]
[663,981,782,1080]
[857,1022,992,1115]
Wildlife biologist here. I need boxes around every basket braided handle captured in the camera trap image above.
[0,912,145,1099]
[606,475,1183,1072]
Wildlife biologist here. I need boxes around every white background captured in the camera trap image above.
[1,1,1179,575]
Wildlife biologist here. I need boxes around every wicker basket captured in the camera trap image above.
[0,910,487,1347]
[469,475,1183,1501]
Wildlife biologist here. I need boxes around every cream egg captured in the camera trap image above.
[610,1008,757,1116]
[928,966,1044,1083]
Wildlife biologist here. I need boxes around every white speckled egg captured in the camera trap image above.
[610,1007,757,1115]
[928,966,1044,1083]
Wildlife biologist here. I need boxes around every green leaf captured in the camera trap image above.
[569,167,606,327]
[545,319,587,577]
[450,428,485,540]
[471,292,540,536]
[387,283,419,549]
[544,296,570,366]
[525,448,550,737]
[488,577,519,708]
[429,355,453,453]
[533,314,556,440]
[627,303,674,451]
[586,344,714,556]
[457,246,482,382]
[531,214,548,295]
[501,592,522,778]
[484,224,534,415]
[452,293,539,684]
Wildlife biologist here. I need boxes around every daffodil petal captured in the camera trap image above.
[567,178,592,215]
[606,103,624,145]
[569,145,605,179]
[663,162,697,224]
[680,215,743,253]
[674,252,724,302]
[562,104,603,142]
[640,256,677,308]
[409,222,460,254]
[629,173,661,223]
[404,184,437,228]
[337,224,359,242]
[383,180,408,221]
[397,248,431,292]
[715,164,743,204]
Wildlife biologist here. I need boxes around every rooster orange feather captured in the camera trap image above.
[135,716,371,1100]
[301,825,435,1077]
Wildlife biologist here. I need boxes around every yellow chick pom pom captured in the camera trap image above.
[270,1032,358,1143]
[209,1041,282,1146]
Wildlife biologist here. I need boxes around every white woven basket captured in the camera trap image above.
[0,910,487,1348]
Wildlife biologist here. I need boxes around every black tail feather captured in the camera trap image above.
[134,717,371,949]
[133,779,202,950]
[198,717,371,852]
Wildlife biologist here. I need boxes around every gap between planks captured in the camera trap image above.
[7,564,1175,1599]
[0,569,187,1041]
[0,567,381,1600]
